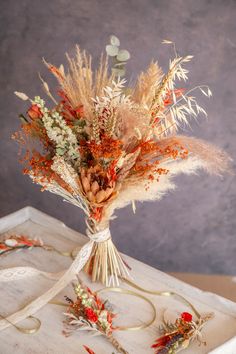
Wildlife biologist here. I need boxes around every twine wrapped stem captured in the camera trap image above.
[84,220,129,286]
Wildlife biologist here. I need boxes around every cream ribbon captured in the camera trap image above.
[0,228,111,331]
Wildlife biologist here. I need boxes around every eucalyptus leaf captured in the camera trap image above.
[106,45,119,57]
[112,67,126,77]
[110,35,120,47]
[117,49,130,62]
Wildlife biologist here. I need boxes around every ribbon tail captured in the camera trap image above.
[0,267,66,282]
[0,240,94,331]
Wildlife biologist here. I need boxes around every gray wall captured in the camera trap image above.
[1,0,235,275]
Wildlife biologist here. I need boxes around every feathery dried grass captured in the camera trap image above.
[104,134,232,221]
[105,155,206,221]
[167,135,232,175]
[116,105,148,143]
[94,53,113,96]
[44,47,113,120]
[132,61,163,106]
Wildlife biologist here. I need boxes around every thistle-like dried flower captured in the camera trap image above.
[80,166,115,205]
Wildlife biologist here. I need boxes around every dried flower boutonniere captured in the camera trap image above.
[152,311,214,353]
[0,235,43,255]
[63,280,128,354]
[0,234,71,257]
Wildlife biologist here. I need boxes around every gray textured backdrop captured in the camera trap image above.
[1,0,235,275]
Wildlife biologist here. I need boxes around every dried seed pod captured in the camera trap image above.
[87,191,95,202]
[80,168,86,177]
[82,176,90,193]
[91,181,99,194]
[96,190,106,203]
[105,188,113,200]
[87,172,91,183]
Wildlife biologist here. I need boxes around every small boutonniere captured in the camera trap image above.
[152,311,214,354]
[63,279,128,354]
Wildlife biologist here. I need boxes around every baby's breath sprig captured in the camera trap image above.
[33,97,79,160]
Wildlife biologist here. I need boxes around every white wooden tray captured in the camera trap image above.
[0,206,236,354]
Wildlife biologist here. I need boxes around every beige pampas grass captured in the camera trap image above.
[174,135,232,175]
[132,61,163,106]
[105,155,205,221]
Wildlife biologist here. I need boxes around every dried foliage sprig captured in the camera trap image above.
[106,35,131,77]
[152,311,213,354]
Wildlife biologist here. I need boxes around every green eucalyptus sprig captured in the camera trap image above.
[106,35,131,77]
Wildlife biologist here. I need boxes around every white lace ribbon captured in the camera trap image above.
[0,266,64,282]
[0,228,110,331]
[86,228,111,243]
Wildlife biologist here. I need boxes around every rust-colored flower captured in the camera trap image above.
[88,136,123,159]
[181,312,193,322]
[75,105,84,117]
[163,88,185,106]
[85,307,98,323]
[27,105,43,120]
[90,207,103,222]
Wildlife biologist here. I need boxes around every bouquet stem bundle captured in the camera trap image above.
[84,234,129,286]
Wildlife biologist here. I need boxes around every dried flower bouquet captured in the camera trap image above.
[13,36,230,286]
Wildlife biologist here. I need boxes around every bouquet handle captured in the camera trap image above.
[84,227,130,286]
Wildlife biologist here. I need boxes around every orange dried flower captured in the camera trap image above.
[131,139,187,178]
[163,88,185,106]
[48,64,64,80]
[27,105,43,120]
[90,207,103,222]
[88,135,123,159]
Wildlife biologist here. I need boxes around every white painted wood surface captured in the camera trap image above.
[0,206,236,354]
